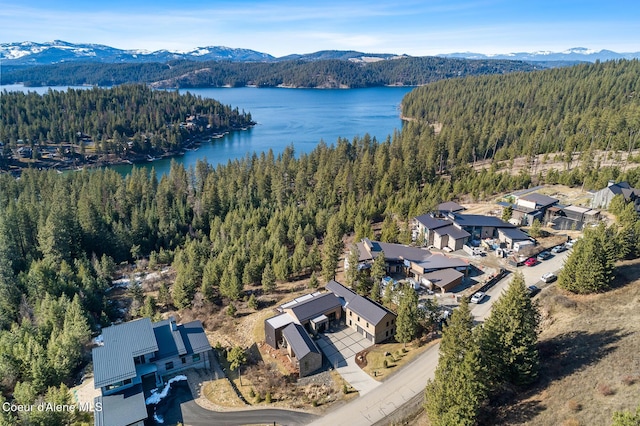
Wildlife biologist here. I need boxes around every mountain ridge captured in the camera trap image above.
[2,40,639,66]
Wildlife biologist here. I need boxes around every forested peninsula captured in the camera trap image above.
[1,56,538,88]
[0,85,254,173]
[1,59,640,425]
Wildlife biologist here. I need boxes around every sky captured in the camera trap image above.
[1,0,639,57]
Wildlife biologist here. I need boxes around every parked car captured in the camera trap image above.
[524,257,538,267]
[565,239,579,248]
[551,244,566,253]
[528,285,541,297]
[470,291,486,303]
[541,272,557,283]
[537,251,552,261]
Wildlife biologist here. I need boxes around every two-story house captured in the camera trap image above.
[92,316,211,426]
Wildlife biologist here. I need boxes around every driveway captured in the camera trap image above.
[316,327,381,396]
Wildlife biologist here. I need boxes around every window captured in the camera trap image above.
[181,357,187,364]
[386,330,388,337]
[386,321,389,327]
[165,361,174,370]
[192,353,201,362]
[349,311,352,316]
[357,316,360,322]
[349,320,352,326]
[366,322,369,328]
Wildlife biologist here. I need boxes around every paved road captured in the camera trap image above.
[308,250,570,426]
[164,251,570,426]
[159,381,319,426]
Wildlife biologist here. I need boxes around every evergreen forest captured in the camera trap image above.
[1,56,538,88]
[1,59,640,424]
[401,59,640,172]
[0,85,254,158]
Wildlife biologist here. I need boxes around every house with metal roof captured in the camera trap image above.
[420,269,464,293]
[592,181,640,212]
[281,323,323,377]
[282,291,343,334]
[92,317,212,426]
[326,280,397,344]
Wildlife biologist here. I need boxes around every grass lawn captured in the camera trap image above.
[362,338,439,381]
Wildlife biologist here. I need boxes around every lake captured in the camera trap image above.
[1,85,415,176]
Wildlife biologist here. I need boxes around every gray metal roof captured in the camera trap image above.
[325,280,395,326]
[179,320,212,355]
[265,313,296,329]
[450,214,515,229]
[416,254,468,272]
[433,224,470,240]
[519,193,559,207]
[282,323,321,360]
[94,384,147,426]
[153,318,187,359]
[497,227,530,241]
[436,201,465,212]
[413,214,450,230]
[357,240,432,263]
[286,292,342,323]
[93,318,158,388]
[422,269,464,289]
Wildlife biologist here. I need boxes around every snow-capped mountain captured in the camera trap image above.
[438,47,640,63]
[0,40,276,65]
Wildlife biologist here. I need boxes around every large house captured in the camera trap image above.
[413,211,530,250]
[264,280,397,375]
[349,238,469,292]
[92,317,212,426]
[592,180,640,212]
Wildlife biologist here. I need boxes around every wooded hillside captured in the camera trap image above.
[401,59,640,171]
[0,56,538,88]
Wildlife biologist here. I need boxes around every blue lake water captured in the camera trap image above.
[1,85,415,176]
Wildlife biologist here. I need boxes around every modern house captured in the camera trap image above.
[265,280,397,374]
[420,269,465,293]
[352,238,469,281]
[592,181,640,212]
[92,317,212,426]
[281,323,323,377]
[326,280,397,344]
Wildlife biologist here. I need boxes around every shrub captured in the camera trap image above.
[567,399,582,412]
[249,388,255,398]
[597,383,615,396]
[342,384,348,394]
[312,399,318,407]
[621,375,637,386]
[383,359,388,368]
[265,392,272,403]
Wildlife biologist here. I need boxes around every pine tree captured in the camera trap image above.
[321,216,344,283]
[370,252,387,284]
[395,285,419,347]
[248,293,258,310]
[480,272,540,389]
[345,244,361,288]
[380,215,399,243]
[529,218,542,238]
[425,299,486,426]
[308,271,319,289]
[558,223,615,294]
[261,263,276,293]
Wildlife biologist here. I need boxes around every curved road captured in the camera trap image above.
[159,381,319,425]
[166,251,568,426]
[308,250,569,426]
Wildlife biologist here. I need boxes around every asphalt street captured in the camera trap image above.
[161,250,570,426]
[309,250,571,426]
